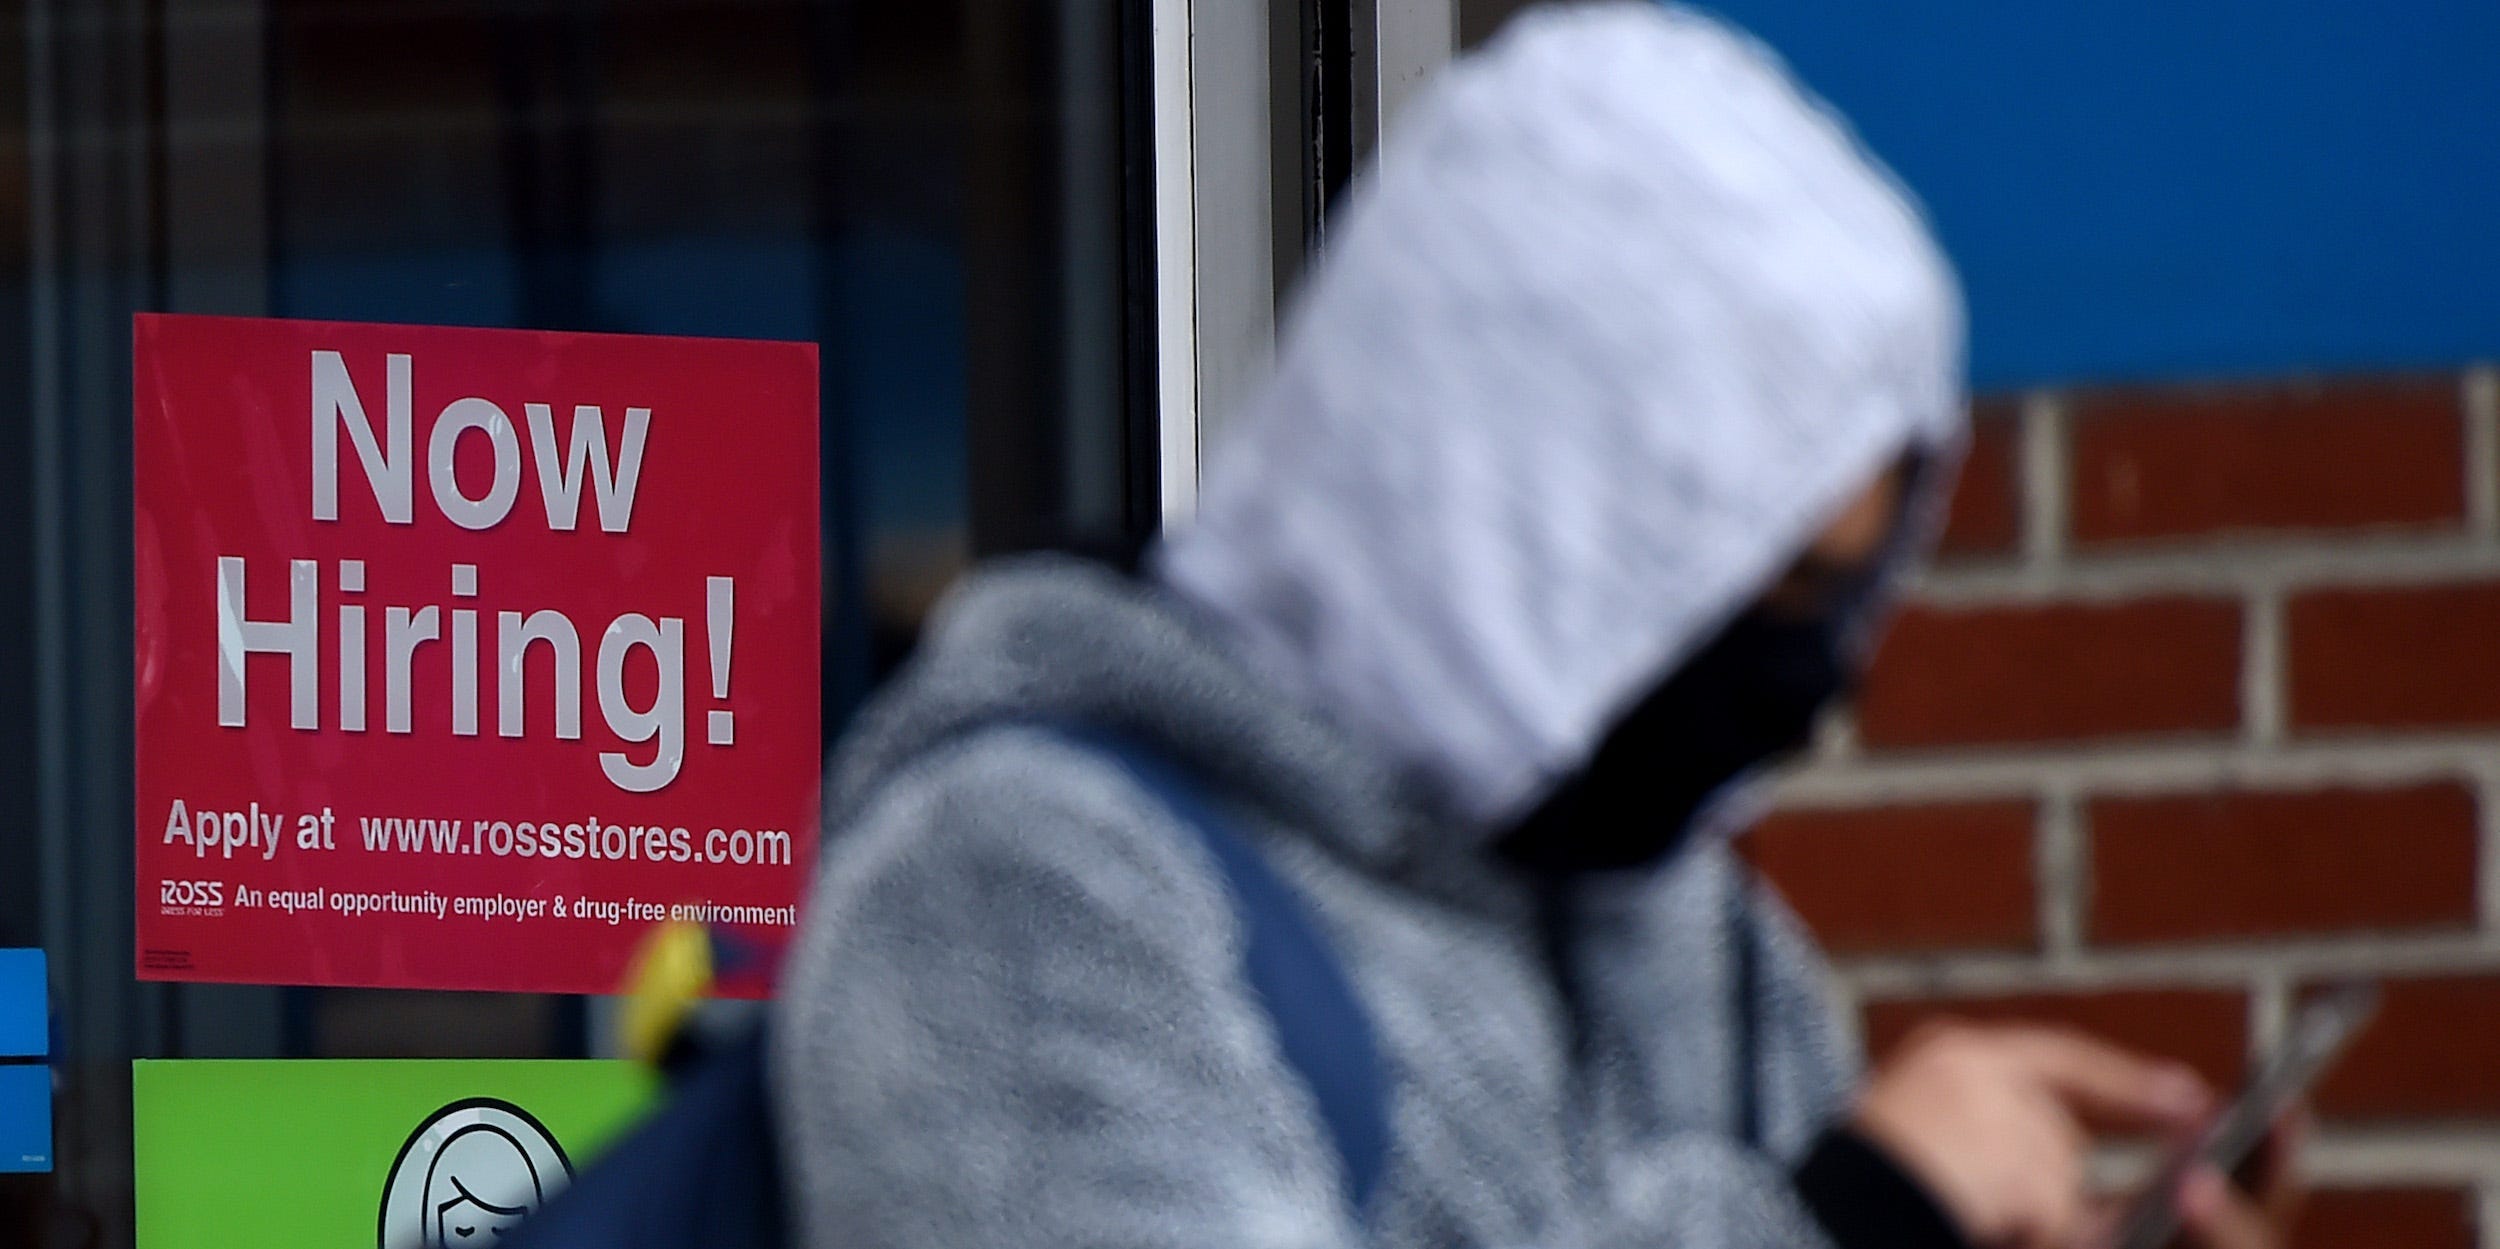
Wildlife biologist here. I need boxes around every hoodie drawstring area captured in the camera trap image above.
[1535,867,1763,1155]
[1727,868,1764,1151]
[1531,872,1600,1180]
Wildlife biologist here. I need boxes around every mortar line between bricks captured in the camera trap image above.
[1834,930,2500,998]
[2086,1142,2157,1193]
[2476,760,2500,934]
[1808,706,1859,767]
[2038,784,2083,964]
[2479,1181,2500,1249]
[1823,972,1865,1063]
[1912,536,2500,604]
[2247,970,2288,1060]
[2116,1129,2500,1186]
[2298,1131,2500,1185]
[2018,389,2067,567]
[1774,734,2500,804]
[2466,364,2498,544]
[2241,588,2285,747]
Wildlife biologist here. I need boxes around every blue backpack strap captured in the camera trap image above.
[497,1023,786,1249]
[1047,723,1393,1215]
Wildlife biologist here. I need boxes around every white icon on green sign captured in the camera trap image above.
[378,1098,574,1248]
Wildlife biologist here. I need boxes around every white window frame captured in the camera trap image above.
[1151,0,1455,522]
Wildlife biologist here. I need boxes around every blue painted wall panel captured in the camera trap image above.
[1700,1,2500,386]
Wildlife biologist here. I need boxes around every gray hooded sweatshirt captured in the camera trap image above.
[771,4,1966,1248]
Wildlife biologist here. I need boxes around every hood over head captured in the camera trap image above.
[1154,2,1967,836]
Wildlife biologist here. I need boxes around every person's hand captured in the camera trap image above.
[1853,1020,2215,1249]
[2165,1109,2307,1249]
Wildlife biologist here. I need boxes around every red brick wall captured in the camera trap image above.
[1748,371,2500,1246]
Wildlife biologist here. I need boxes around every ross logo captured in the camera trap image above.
[157,879,225,914]
[378,1098,573,1248]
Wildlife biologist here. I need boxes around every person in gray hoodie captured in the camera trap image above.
[771,5,2298,1248]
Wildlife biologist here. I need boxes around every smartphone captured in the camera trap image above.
[2109,981,2380,1249]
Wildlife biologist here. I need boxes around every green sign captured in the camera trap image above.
[134,1059,654,1249]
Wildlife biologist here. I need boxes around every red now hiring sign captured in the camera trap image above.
[134,314,821,996]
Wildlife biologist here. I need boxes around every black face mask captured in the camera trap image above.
[1496,606,1853,874]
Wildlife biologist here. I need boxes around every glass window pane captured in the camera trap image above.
[6,2,1151,1242]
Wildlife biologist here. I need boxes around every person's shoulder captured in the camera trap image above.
[813,722,1238,935]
